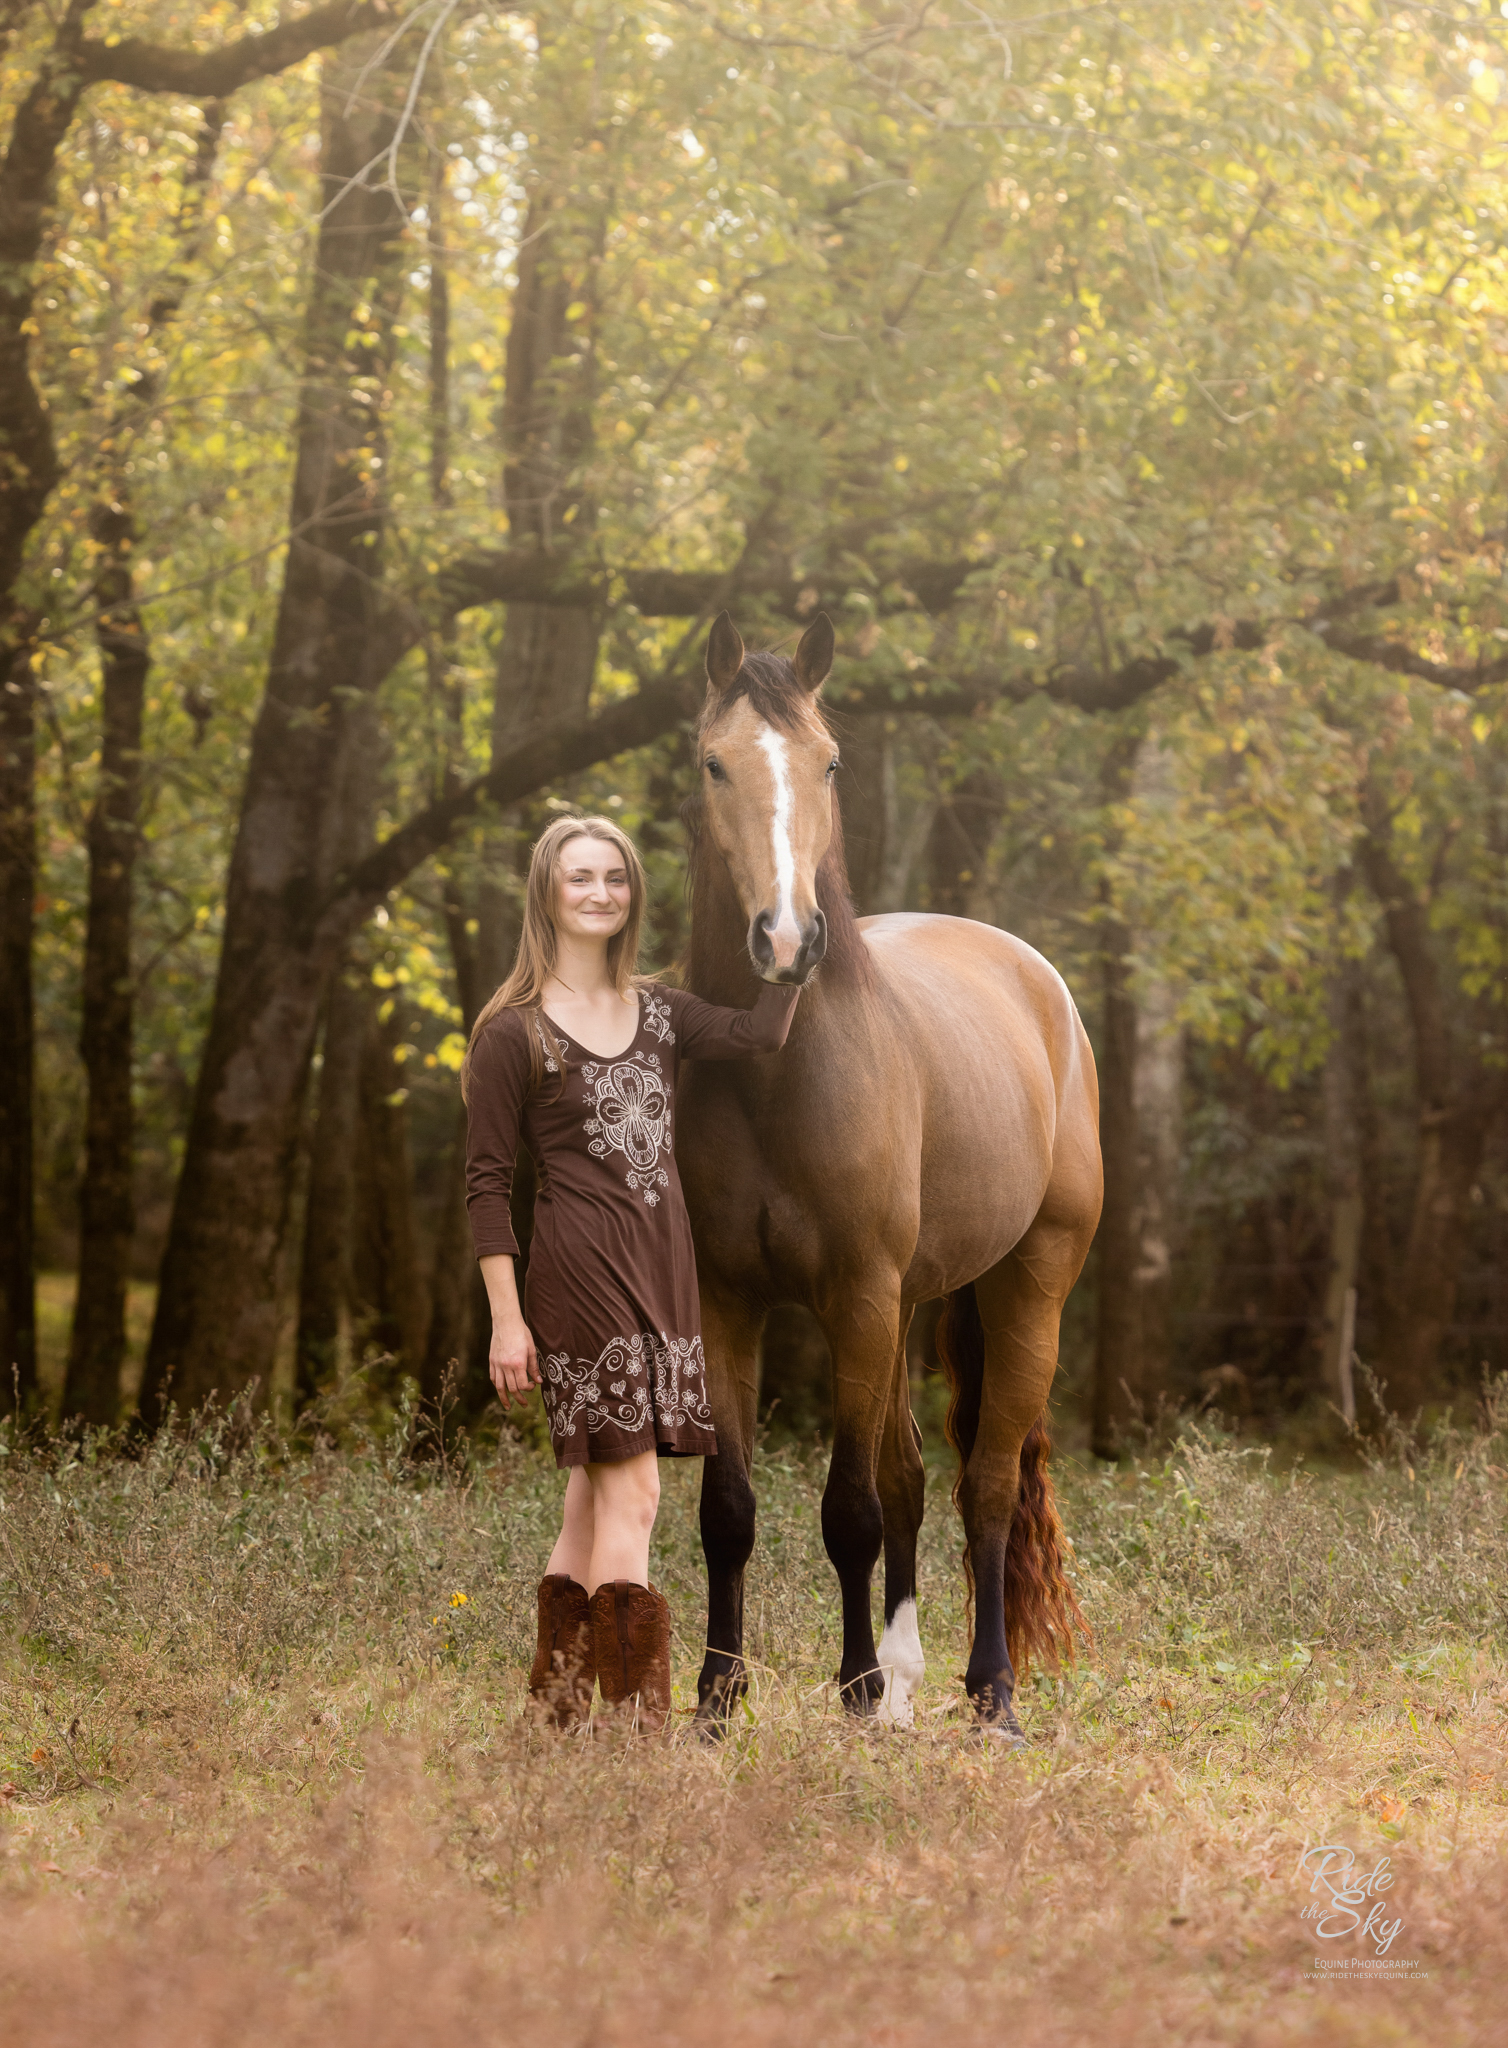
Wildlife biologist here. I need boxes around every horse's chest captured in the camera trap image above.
[677,1066,913,1293]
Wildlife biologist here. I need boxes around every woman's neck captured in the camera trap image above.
[545,932,620,1004]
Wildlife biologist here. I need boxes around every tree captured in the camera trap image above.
[0,0,412,1411]
[9,0,1507,1423]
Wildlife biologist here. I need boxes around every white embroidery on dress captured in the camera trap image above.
[540,1332,713,1443]
[581,1051,671,1205]
[534,1016,562,1073]
[640,989,675,1045]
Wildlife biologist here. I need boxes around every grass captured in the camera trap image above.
[2,1389,1507,2044]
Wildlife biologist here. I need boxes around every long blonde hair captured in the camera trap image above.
[462,814,648,1098]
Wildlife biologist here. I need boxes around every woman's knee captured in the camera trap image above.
[594,1455,660,1532]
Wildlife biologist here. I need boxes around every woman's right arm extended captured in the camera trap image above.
[479,1254,539,1407]
[465,1016,540,1410]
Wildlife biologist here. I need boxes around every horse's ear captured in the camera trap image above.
[794,612,835,694]
[705,611,745,701]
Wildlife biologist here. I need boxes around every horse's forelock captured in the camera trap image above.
[698,649,832,743]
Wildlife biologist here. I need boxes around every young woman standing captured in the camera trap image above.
[463,814,799,1732]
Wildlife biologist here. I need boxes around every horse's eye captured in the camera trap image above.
[827,756,840,777]
[704,756,725,783]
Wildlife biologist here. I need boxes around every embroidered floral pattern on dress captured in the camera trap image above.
[539,1332,713,1444]
[640,989,675,1044]
[582,1051,671,1205]
[533,1015,562,1073]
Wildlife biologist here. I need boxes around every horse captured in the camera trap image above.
[675,611,1103,1737]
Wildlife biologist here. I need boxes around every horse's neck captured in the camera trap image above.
[687,854,761,1011]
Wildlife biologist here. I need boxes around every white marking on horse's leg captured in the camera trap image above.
[755,723,803,969]
[874,1596,925,1729]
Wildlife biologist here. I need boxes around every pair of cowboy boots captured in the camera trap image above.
[527,1574,672,1733]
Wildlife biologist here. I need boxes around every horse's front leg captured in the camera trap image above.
[694,1287,764,1732]
[817,1277,903,1715]
[875,1316,926,1727]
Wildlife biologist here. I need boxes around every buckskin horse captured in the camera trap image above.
[676,611,1103,1738]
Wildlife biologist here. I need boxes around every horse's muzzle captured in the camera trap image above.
[749,908,827,984]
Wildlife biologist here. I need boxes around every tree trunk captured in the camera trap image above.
[834,719,887,915]
[0,648,37,1410]
[139,44,416,1420]
[0,7,99,1413]
[294,968,368,1404]
[1092,731,1181,1454]
[62,107,222,1426]
[351,997,425,1379]
[1362,814,1505,1413]
[1318,958,1365,1419]
[1384,1104,1491,1414]
[1091,914,1140,1456]
[433,176,603,1418]
[61,509,148,1424]
[925,763,1005,919]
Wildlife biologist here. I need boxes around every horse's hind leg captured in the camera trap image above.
[875,1314,926,1727]
[959,1210,1088,1735]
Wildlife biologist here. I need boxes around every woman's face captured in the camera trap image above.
[554,834,632,946]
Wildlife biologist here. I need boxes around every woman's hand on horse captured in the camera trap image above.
[490,1316,539,1406]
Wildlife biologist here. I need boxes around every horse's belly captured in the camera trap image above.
[863,914,1083,1298]
[905,1106,1054,1299]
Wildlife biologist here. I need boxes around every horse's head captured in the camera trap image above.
[696,610,837,984]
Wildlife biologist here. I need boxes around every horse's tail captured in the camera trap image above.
[936,1282,1091,1682]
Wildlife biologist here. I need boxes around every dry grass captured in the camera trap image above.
[3,1394,1507,2044]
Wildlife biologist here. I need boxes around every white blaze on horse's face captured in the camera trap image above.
[755,723,802,969]
[699,694,837,984]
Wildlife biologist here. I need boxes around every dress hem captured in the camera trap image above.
[554,1426,719,1470]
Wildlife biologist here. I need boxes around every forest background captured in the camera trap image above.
[2,0,1506,1453]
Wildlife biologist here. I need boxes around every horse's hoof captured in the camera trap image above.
[969,1722,1028,1752]
[836,1669,885,1718]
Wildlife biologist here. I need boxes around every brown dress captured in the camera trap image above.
[466,981,798,1467]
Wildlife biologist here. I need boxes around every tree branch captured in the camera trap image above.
[79,0,406,97]
[1310,629,1508,694]
[321,561,1503,952]
[435,547,978,622]
[316,669,702,948]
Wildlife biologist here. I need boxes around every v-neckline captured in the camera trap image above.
[540,991,643,1063]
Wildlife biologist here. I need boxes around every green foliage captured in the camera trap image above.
[9,0,1508,1296]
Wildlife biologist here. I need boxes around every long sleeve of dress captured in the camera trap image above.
[667,980,800,1060]
[465,1013,534,1258]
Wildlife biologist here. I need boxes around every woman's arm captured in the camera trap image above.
[665,980,801,1060]
[465,1016,540,1408]
[465,1017,530,1258]
[479,1254,539,1407]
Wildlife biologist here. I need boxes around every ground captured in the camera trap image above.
[2,1392,1505,2045]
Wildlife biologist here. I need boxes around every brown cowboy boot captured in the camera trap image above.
[589,1580,672,1734]
[527,1575,595,1730]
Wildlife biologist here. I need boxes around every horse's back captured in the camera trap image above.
[857,912,1100,1297]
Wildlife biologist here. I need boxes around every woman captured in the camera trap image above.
[464,814,799,1733]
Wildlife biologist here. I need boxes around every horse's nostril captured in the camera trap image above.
[749,913,775,965]
[807,911,828,964]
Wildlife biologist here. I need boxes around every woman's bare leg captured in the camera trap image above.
[584,1450,661,1591]
[544,1466,596,1583]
